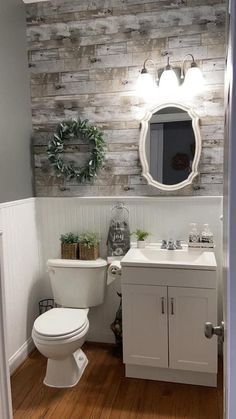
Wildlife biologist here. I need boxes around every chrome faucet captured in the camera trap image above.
[167,239,176,250]
[161,239,182,250]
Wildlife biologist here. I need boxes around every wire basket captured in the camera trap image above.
[39,299,55,315]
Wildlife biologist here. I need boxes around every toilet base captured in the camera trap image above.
[44,348,88,388]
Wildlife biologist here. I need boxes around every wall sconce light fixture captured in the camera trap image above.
[137,54,204,98]
[181,54,204,93]
[159,56,179,92]
[136,58,156,97]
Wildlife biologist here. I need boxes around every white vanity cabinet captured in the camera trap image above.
[121,264,218,387]
[122,285,168,368]
[168,286,217,373]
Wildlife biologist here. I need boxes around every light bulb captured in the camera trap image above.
[159,68,179,93]
[183,66,204,93]
[136,71,155,98]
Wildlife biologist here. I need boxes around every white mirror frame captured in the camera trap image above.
[139,102,201,191]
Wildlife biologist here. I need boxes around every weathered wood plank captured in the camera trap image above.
[28,54,134,73]
[127,38,167,53]
[202,58,225,71]
[31,94,139,111]
[199,163,223,174]
[201,124,224,140]
[201,147,224,165]
[200,173,223,184]
[31,106,140,125]
[31,120,140,132]
[168,34,201,49]
[202,30,225,46]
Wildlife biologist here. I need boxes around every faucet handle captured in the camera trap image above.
[161,239,167,249]
[175,240,183,249]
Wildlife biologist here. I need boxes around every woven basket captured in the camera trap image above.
[79,244,99,260]
[61,243,78,259]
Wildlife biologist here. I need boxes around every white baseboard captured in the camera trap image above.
[87,331,115,344]
[9,337,35,375]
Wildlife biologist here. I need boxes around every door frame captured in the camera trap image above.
[0,232,13,419]
[223,0,236,418]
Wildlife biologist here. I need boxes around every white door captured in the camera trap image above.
[0,232,13,419]
[122,284,168,368]
[169,287,217,373]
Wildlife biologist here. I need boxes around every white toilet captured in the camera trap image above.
[32,258,107,388]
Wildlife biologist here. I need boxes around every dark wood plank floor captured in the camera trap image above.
[11,343,223,419]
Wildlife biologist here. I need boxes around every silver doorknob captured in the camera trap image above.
[204,321,224,342]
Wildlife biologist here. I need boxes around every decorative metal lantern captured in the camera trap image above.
[107,202,130,257]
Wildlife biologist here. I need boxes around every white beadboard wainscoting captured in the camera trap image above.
[36,196,223,344]
[0,198,42,373]
[0,195,223,371]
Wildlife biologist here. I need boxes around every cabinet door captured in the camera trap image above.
[122,284,168,368]
[168,287,217,373]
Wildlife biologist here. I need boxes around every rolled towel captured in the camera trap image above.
[107,261,121,285]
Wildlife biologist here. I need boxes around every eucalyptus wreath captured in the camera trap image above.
[47,118,106,182]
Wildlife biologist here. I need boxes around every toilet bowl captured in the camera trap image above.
[32,258,107,388]
[32,307,89,387]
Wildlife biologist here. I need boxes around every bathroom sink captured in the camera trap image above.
[121,247,217,270]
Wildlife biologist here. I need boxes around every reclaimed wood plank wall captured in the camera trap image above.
[26,0,226,197]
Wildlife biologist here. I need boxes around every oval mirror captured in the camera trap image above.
[139,103,201,191]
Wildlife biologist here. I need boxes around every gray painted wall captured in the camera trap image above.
[0,0,33,203]
[26,0,226,197]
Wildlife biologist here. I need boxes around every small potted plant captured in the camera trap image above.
[79,232,100,260]
[60,233,79,259]
[131,229,150,248]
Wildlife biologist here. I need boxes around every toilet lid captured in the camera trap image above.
[33,308,88,337]
[47,258,107,268]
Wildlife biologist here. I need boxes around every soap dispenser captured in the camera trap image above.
[201,224,214,244]
[189,223,200,243]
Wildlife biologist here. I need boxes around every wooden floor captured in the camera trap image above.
[11,343,223,419]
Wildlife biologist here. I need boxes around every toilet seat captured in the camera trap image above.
[33,322,89,343]
[33,308,89,341]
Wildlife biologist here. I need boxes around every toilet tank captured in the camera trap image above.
[47,259,107,308]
